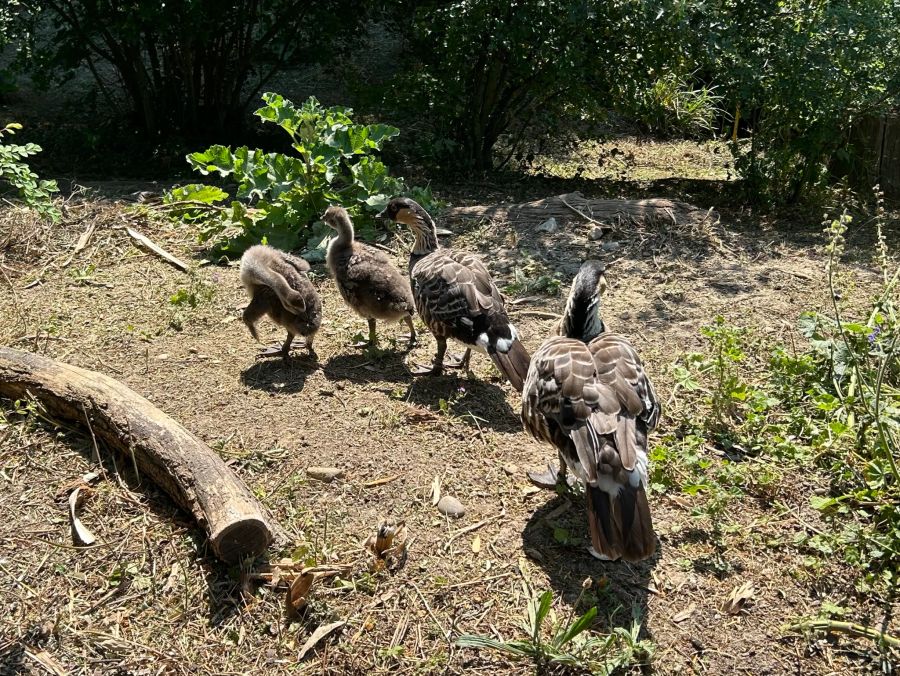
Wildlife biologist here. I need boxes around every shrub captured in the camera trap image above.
[0,122,60,221]
[166,93,431,256]
[627,72,724,140]
[705,0,900,203]
[29,1,369,137]
[391,0,625,171]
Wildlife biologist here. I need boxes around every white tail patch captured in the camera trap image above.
[494,324,518,353]
[476,332,490,350]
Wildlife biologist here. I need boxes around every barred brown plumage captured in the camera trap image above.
[522,260,660,562]
[323,206,416,348]
[377,197,530,391]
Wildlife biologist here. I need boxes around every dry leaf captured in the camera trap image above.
[672,603,696,623]
[365,520,409,571]
[298,620,345,660]
[471,535,482,553]
[286,572,315,616]
[68,487,96,545]
[430,475,441,506]
[721,581,756,615]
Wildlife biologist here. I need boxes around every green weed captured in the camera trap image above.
[457,587,652,674]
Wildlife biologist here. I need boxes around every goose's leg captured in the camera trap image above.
[527,450,575,491]
[410,336,446,376]
[352,319,378,348]
[305,334,317,360]
[398,315,416,348]
[443,347,471,370]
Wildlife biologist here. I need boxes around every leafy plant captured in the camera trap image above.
[628,71,724,139]
[168,93,431,256]
[784,200,900,591]
[391,0,626,170]
[708,0,900,203]
[456,588,652,674]
[0,122,60,221]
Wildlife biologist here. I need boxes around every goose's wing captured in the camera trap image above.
[412,250,514,347]
[587,333,660,471]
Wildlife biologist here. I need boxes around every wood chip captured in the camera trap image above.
[430,475,441,506]
[125,227,189,272]
[68,487,96,545]
[363,474,400,488]
[62,221,98,267]
[24,648,67,676]
[471,535,482,553]
[672,603,697,623]
[298,621,345,660]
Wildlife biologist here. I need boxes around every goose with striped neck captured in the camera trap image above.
[521,260,660,562]
[377,197,531,391]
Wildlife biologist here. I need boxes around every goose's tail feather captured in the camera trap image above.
[490,338,531,393]
[586,483,656,562]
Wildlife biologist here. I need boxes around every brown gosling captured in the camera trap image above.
[323,205,416,348]
[239,244,322,360]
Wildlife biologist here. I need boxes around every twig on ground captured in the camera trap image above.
[124,227,189,273]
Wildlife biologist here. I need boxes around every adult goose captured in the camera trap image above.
[521,260,660,561]
[377,197,530,391]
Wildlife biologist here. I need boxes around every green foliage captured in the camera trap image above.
[392,0,627,170]
[784,203,899,591]
[168,93,430,256]
[627,72,724,139]
[0,122,60,222]
[456,588,652,674]
[702,0,900,203]
[660,195,899,592]
[29,1,369,137]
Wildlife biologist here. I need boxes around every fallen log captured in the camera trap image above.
[444,191,716,229]
[0,347,274,563]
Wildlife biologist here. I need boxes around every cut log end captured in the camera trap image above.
[0,347,278,564]
[212,519,273,563]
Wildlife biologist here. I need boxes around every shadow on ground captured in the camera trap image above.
[239,355,318,394]
[403,375,522,434]
[521,493,660,641]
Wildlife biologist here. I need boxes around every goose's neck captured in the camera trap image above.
[412,224,438,256]
[560,292,606,343]
[333,218,355,246]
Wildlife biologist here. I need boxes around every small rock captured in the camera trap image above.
[436,495,465,518]
[601,240,621,252]
[306,467,344,482]
[188,347,198,354]
[502,464,519,476]
[155,353,169,360]
[537,217,559,233]
[589,226,604,241]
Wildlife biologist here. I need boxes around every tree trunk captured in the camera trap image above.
[0,347,276,563]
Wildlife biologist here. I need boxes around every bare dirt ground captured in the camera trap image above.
[0,180,894,675]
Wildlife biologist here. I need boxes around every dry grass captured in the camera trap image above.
[0,181,894,675]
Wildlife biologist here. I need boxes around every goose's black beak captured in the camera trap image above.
[376,207,388,220]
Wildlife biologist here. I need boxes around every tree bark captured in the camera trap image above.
[0,347,276,563]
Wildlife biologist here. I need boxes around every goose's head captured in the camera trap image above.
[377,197,435,235]
[322,205,352,231]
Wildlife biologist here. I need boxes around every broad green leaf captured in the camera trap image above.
[165,184,229,204]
